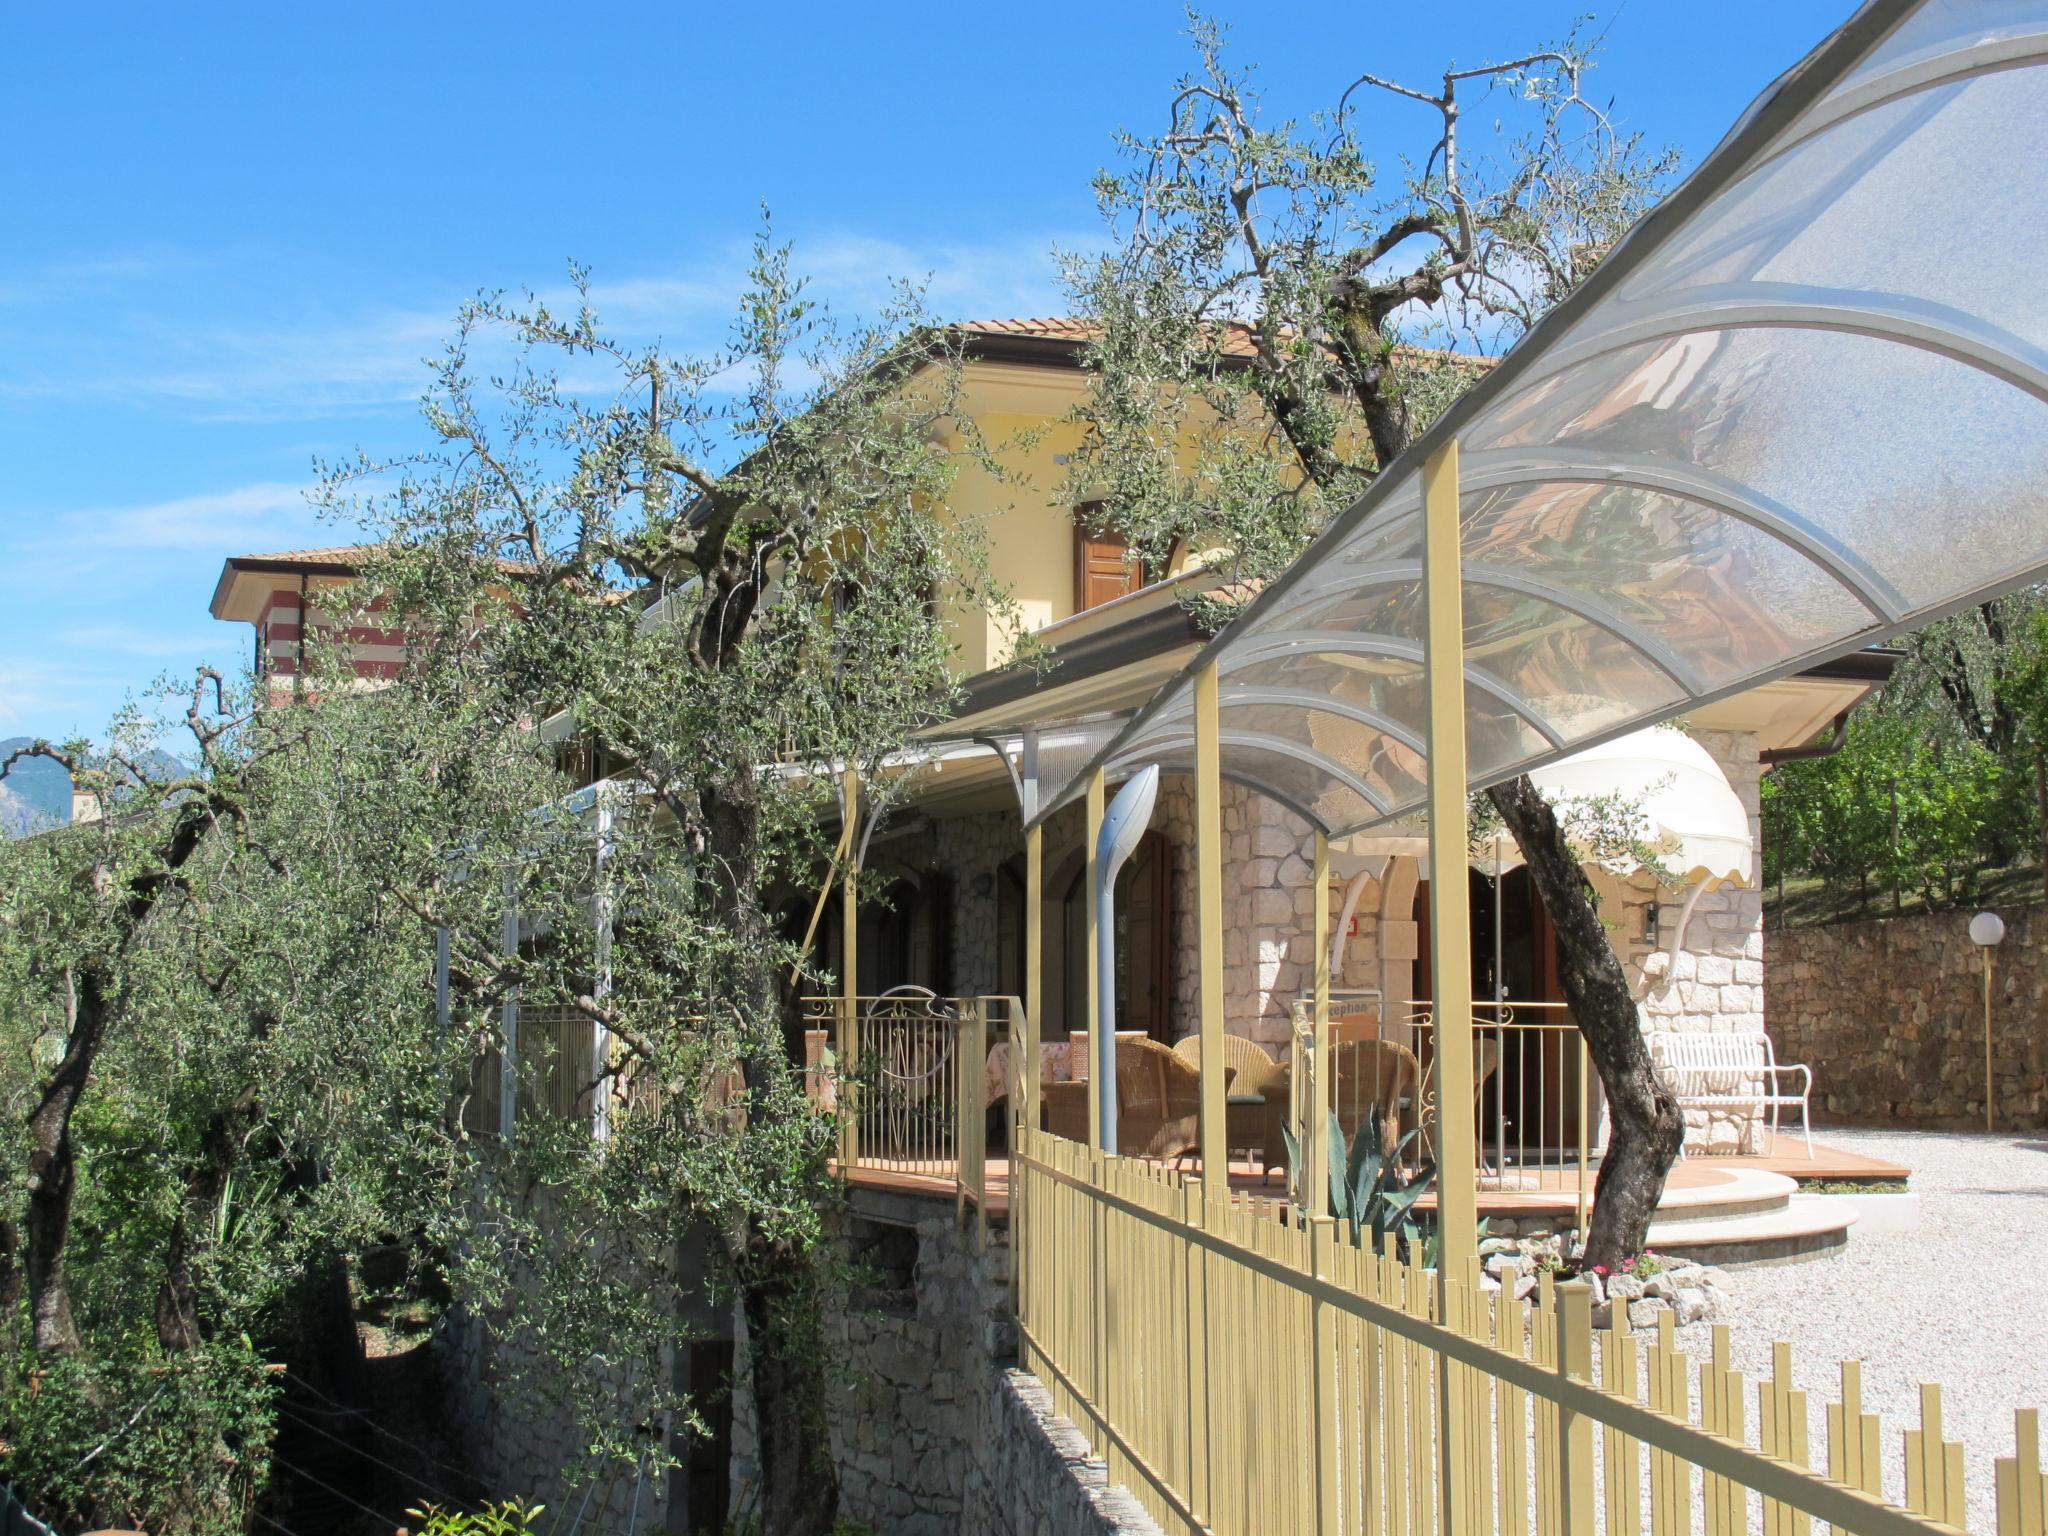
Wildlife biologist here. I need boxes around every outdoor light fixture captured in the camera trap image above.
[1093,765,1160,1155]
[1970,910,2006,1133]
[1644,902,1660,947]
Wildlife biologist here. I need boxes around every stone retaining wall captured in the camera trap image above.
[1766,904,2048,1127]
[730,1197,1013,1533]
[978,1368,1163,1536]
[447,1187,1159,1536]
[727,1193,1159,1535]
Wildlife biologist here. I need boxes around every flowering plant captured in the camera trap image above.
[1588,1250,1668,1280]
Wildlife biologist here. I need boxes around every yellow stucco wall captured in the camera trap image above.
[930,364,1214,676]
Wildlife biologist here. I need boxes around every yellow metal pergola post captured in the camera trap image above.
[1423,438,1478,1534]
[1084,765,1106,1152]
[1192,658,1227,1536]
[1307,830,1332,1219]
[1023,821,1043,1139]
[839,769,860,1172]
[1422,439,1478,1264]
[1194,663,1228,1190]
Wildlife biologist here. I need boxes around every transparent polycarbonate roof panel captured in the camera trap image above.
[1833,0,2048,83]
[1627,73,2048,349]
[1480,329,2048,611]
[1025,0,2048,840]
[1220,646,1554,783]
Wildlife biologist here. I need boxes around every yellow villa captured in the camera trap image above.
[203,6,2048,1527]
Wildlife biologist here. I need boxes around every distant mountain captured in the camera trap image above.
[0,739,70,837]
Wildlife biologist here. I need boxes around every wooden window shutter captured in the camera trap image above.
[1073,504,1148,614]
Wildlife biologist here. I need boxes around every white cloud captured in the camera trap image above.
[0,657,102,732]
[68,480,327,552]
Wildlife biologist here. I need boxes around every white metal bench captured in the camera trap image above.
[1647,1030,1814,1159]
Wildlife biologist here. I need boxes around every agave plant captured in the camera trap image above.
[1284,1107,1437,1259]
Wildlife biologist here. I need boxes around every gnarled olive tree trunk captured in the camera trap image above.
[24,968,108,1354]
[1489,776,1683,1268]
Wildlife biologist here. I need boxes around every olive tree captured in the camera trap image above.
[0,670,463,1534]
[1065,17,1684,1267]
[318,230,1008,1536]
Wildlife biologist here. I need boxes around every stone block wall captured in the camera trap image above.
[931,807,1022,1000]
[437,1183,680,1535]
[1634,731,1767,1037]
[1767,904,2048,1127]
[440,1319,668,1533]
[978,1369,1163,1536]
[1631,730,1771,1151]
[1155,775,1390,1049]
[729,1197,1016,1534]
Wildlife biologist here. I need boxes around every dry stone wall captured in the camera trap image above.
[978,1369,1164,1536]
[1767,904,2048,1128]
[727,1196,1160,1536]
[442,1185,1160,1536]
[728,1201,1011,1533]
[439,1273,670,1532]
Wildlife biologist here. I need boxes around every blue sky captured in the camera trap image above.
[0,1,1846,740]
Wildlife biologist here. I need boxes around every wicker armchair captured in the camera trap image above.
[1041,1078,1091,1143]
[1171,1033,1282,1099]
[1329,1040,1422,1159]
[1115,1038,1202,1160]
[1038,1037,1202,1161]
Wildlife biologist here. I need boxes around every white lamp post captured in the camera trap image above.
[1969,910,2006,1133]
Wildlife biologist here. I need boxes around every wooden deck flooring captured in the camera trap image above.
[840,1137,1910,1225]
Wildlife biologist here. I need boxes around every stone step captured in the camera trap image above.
[1647,1168,1797,1224]
[1643,1193,1856,1268]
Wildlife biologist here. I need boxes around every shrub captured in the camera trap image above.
[406,1500,545,1536]
[0,1341,276,1536]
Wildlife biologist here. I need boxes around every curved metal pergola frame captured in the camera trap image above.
[1009,0,2048,843]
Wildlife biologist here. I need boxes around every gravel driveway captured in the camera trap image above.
[1666,1128,2048,1530]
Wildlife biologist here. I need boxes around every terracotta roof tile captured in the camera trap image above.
[225,544,377,567]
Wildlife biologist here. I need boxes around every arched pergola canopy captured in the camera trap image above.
[994,0,2048,835]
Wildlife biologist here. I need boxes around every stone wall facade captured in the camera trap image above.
[446,1190,1163,1536]
[725,1193,1159,1535]
[441,1302,638,1527]
[1767,904,2048,1128]
[437,1179,688,1535]
[1631,729,1770,1151]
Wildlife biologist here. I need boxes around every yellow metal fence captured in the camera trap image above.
[1014,1125,2048,1536]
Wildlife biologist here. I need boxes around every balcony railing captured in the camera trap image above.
[801,991,1021,1224]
